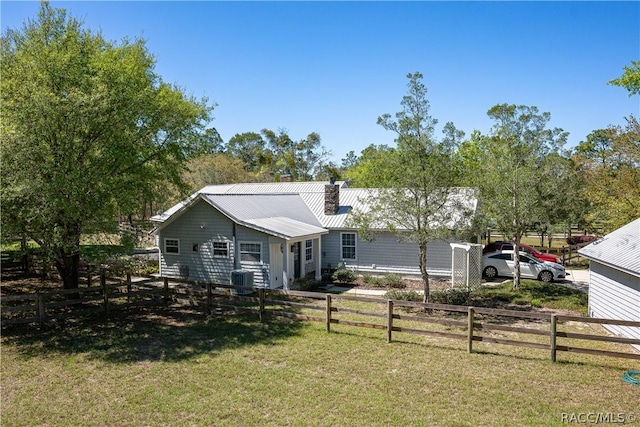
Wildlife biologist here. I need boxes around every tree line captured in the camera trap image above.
[1,2,638,293]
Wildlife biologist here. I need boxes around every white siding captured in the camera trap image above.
[321,231,454,275]
[588,262,640,351]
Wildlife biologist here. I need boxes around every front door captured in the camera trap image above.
[269,243,283,289]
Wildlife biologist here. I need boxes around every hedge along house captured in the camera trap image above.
[578,218,640,351]
[151,180,479,289]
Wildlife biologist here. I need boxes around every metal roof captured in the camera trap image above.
[203,194,323,227]
[151,181,348,222]
[151,181,347,222]
[300,188,371,229]
[244,217,328,240]
[578,218,640,277]
[301,187,479,230]
[152,181,479,235]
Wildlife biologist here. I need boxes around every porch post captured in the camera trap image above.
[299,241,306,278]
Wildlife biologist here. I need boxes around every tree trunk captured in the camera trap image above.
[419,242,430,303]
[57,252,80,290]
[53,222,82,293]
[513,234,522,290]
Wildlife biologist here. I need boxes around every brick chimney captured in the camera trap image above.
[324,178,339,215]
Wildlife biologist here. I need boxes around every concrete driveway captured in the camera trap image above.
[562,268,590,293]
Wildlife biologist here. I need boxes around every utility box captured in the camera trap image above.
[230,270,254,295]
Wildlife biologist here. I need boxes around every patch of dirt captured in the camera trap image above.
[339,276,452,292]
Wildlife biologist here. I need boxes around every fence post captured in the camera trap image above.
[37,293,45,329]
[207,282,212,315]
[550,314,557,363]
[163,278,169,306]
[562,247,566,266]
[87,270,92,287]
[126,273,132,302]
[467,307,474,353]
[387,300,393,343]
[101,269,109,318]
[258,288,265,323]
[326,294,332,332]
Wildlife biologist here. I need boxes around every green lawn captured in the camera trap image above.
[2,305,638,426]
[473,280,589,314]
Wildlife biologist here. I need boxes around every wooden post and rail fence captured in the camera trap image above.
[2,276,639,363]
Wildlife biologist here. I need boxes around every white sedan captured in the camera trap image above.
[482,250,567,282]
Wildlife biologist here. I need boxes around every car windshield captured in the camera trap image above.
[528,247,541,255]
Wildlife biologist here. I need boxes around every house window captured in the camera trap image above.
[305,240,313,261]
[213,241,229,258]
[165,238,180,255]
[341,233,356,260]
[240,242,261,263]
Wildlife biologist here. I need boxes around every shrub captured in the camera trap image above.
[292,277,322,291]
[383,273,405,288]
[385,289,422,302]
[370,277,385,288]
[332,268,356,283]
[530,298,542,308]
[429,288,471,306]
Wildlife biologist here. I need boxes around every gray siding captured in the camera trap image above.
[588,262,640,350]
[322,231,454,275]
[159,199,271,287]
[235,224,271,287]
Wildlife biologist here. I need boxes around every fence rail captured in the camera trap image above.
[2,276,639,363]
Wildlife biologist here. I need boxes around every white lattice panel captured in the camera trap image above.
[450,243,483,290]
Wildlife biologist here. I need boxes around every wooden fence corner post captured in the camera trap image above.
[387,300,393,343]
[326,294,332,333]
[207,282,213,316]
[467,307,475,354]
[163,278,169,306]
[258,288,265,323]
[550,314,557,363]
[37,293,45,329]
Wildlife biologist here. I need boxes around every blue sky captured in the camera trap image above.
[2,1,639,163]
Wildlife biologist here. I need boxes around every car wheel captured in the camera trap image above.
[483,266,498,280]
[539,270,554,282]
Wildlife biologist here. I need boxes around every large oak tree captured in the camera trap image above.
[1,2,215,289]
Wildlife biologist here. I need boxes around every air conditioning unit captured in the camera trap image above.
[230,270,254,295]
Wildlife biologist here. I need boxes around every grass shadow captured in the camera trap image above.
[1,305,306,364]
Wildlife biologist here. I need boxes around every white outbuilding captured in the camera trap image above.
[578,218,640,351]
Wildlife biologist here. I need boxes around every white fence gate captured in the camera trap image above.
[450,243,483,290]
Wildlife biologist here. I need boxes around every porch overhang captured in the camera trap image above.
[243,217,328,241]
